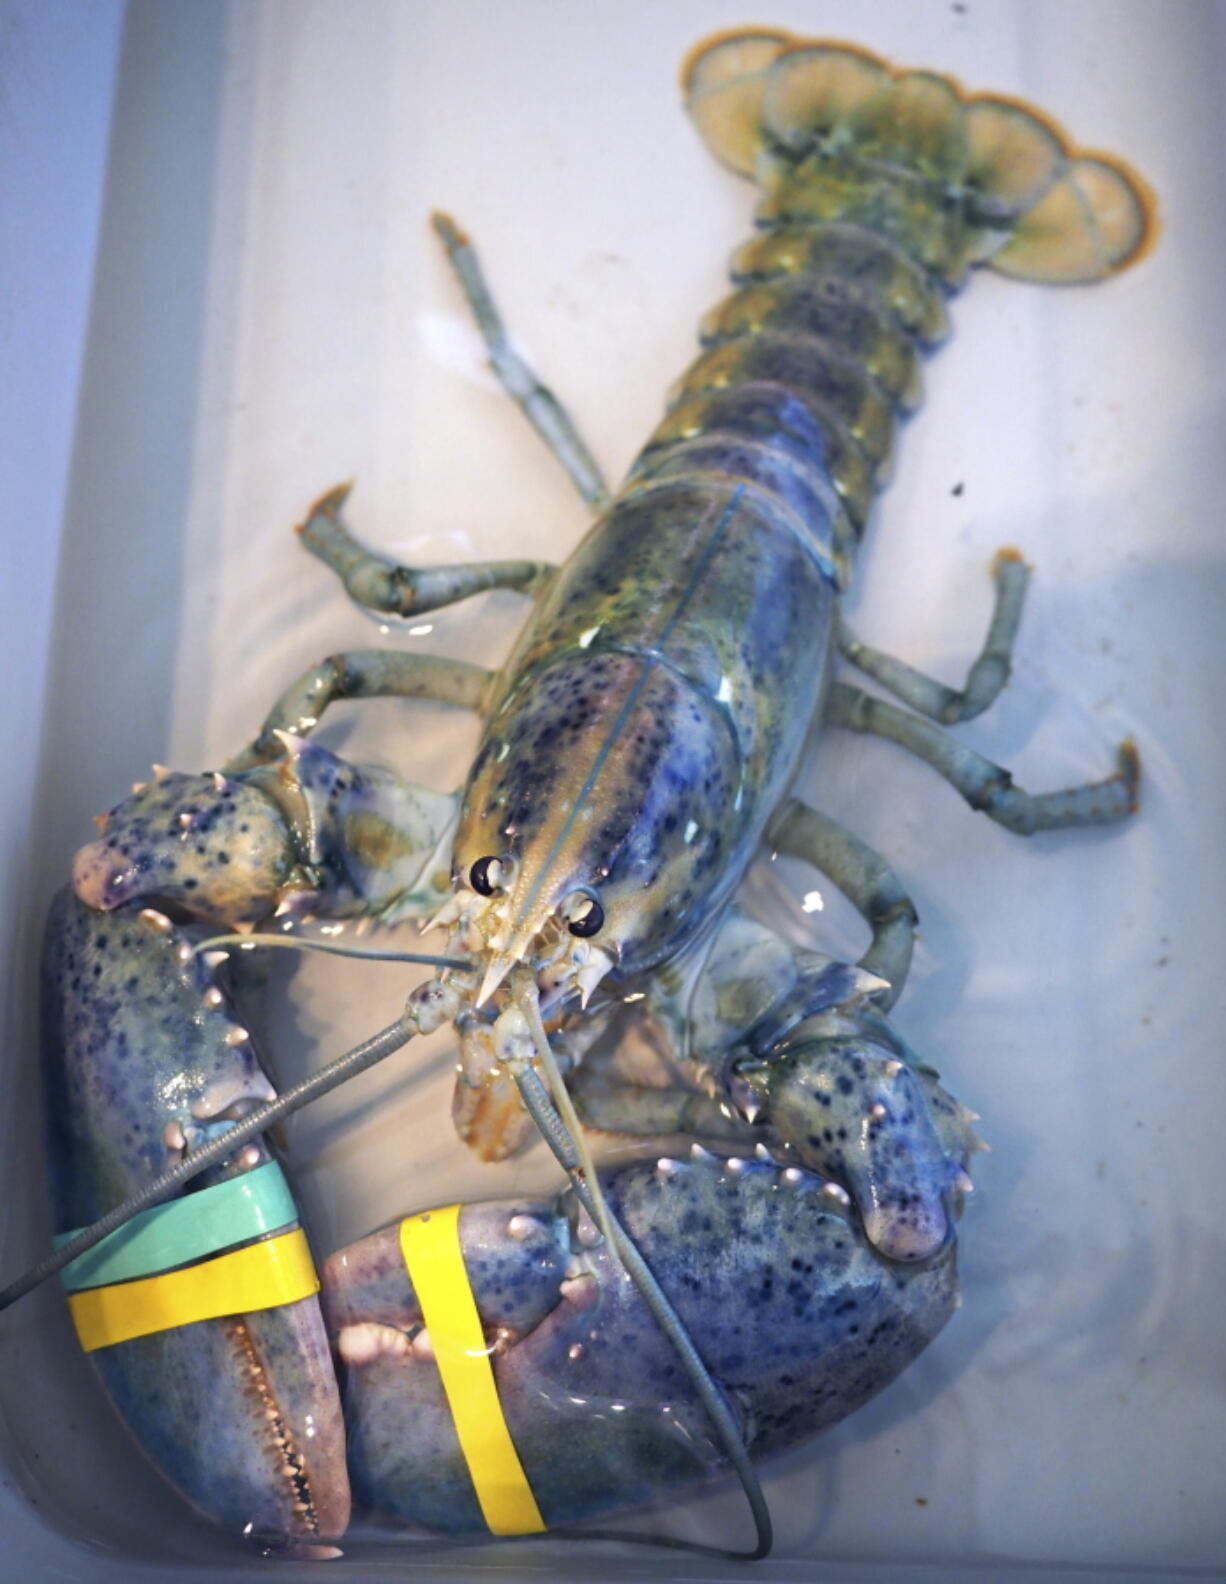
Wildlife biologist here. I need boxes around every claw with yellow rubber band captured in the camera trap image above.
[322,1143,959,1535]
[41,889,351,1545]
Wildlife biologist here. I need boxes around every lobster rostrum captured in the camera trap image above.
[23,30,1151,1558]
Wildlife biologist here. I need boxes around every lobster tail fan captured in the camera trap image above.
[681,29,792,175]
[961,97,1154,280]
[760,43,890,153]
[963,98,1067,213]
[836,71,969,182]
[682,30,1155,284]
[986,153,1154,283]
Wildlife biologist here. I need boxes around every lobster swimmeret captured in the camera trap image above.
[36,30,1151,1556]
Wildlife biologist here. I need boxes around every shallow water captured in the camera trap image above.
[3,1,1224,1578]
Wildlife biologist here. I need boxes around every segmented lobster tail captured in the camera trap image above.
[682,31,1155,285]
[638,31,1156,585]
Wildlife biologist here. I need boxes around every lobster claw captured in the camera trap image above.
[321,1149,959,1533]
[42,889,351,1546]
[677,911,977,1263]
[70,770,299,925]
[70,742,457,929]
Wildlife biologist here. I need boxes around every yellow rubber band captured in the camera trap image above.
[400,1206,546,1536]
[68,1227,319,1352]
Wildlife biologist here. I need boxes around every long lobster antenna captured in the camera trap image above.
[194,932,470,972]
[506,971,773,1561]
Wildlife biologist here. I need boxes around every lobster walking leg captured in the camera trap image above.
[837,549,1032,724]
[432,211,611,510]
[298,483,555,620]
[768,797,918,1007]
[829,680,1141,833]
[232,215,606,780]
[225,646,492,773]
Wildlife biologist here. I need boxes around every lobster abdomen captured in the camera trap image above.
[665,31,1155,585]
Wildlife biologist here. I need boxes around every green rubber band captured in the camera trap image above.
[55,1160,299,1292]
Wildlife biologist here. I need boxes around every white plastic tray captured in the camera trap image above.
[2,1,1223,1579]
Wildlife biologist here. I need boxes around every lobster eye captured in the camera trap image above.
[469,856,503,896]
[567,896,604,938]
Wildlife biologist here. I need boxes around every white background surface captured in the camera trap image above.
[1,1,1223,1579]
